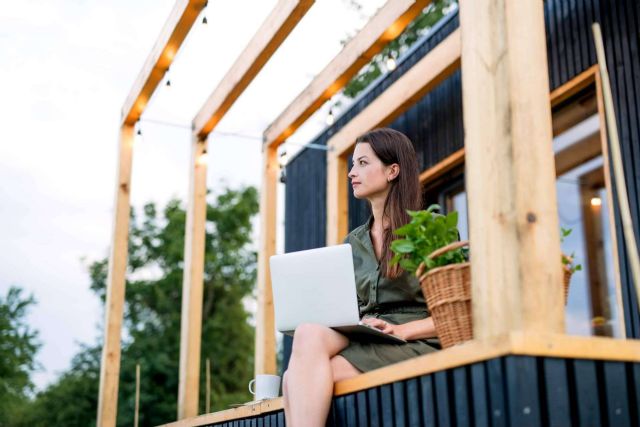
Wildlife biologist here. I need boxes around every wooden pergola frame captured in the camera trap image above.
[99,0,639,426]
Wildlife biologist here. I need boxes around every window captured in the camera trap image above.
[421,73,624,338]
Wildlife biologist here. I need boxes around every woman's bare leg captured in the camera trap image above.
[284,323,350,427]
[330,355,362,383]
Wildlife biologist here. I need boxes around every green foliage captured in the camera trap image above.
[0,287,41,426]
[390,205,466,275]
[342,0,458,99]
[560,227,583,274]
[13,186,259,427]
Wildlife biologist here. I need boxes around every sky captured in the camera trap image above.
[0,0,386,390]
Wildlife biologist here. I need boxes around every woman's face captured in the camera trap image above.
[348,142,397,200]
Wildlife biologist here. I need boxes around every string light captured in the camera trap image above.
[202,0,208,25]
[590,197,602,207]
[326,108,335,126]
[385,54,397,71]
[196,149,208,166]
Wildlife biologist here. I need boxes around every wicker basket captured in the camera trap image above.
[563,264,572,305]
[417,242,573,348]
[416,241,471,349]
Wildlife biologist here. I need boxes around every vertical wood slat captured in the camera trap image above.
[405,378,421,427]
[453,367,471,427]
[419,374,437,427]
[460,0,563,339]
[504,356,542,426]
[392,381,406,427]
[543,358,572,427]
[380,384,394,426]
[97,125,135,427]
[178,135,210,419]
[434,370,451,426]
[603,361,631,426]
[486,358,507,427]
[255,145,278,376]
[356,390,368,427]
[572,359,602,426]
[367,387,380,427]
[470,363,489,427]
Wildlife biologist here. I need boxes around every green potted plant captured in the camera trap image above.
[390,205,471,348]
[560,227,582,304]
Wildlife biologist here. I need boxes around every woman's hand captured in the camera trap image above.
[362,316,437,341]
[361,317,404,339]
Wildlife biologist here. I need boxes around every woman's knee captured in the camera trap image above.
[292,323,342,356]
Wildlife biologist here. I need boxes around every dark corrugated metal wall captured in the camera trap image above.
[284,0,640,357]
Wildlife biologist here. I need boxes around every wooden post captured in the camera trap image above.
[326,153,349,246]
[459,0,564,339]
[177,135,209,419]
[134,364,140,427]
[97,125,135,427]
[255,144,278,375]
[205,358,211,414]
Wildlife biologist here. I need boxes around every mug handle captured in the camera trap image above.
[248,379,256,395]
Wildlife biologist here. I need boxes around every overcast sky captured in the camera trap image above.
[0,0,386,390]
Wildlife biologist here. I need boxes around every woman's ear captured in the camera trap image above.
[387,163,400,182]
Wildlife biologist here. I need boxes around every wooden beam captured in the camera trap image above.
[419,148,465,184]
[460,0,563,339]
[97,125,135,427]
[178,135,209,419]
[263,0,431,149]
[193,0,315,138]
[255,145,278,375]
[325,28,460,245]
[332,28,461,156]
[121,0,207,126]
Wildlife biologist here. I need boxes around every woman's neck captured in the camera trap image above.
[369,193,388,232]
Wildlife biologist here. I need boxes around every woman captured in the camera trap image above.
[282,128,440,426]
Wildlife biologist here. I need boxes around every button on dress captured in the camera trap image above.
[338,219,441,372]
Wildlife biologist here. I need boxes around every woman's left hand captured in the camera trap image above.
[361,317,404,339]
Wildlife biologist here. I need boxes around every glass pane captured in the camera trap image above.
[450,191,468,241]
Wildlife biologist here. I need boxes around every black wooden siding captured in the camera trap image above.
[284,0,640,351]
[206,357,640,427]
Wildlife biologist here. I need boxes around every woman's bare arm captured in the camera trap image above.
[361,317,437,341]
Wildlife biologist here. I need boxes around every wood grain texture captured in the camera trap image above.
[255,146,278,375]
[460,0,563,339]
[178,135,210,419]
[97,125,135,427]
[263,0,431,149]
[121,0,206,125]
[193,0,314,138]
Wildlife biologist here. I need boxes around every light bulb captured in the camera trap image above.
[326,109,335,126]
[590,197,602,207]
[385,57,397,71]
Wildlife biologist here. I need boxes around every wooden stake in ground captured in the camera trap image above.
[592,23,640,308]
[134,364,140,427]
[205,358,211,414]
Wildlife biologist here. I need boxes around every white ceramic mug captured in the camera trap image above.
[248,374,281,401]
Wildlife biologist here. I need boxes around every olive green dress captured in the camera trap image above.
[338,219,441,372]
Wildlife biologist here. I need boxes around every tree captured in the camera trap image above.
[0,286,41,426]
[342,0,458,99]
[15,186,259,427]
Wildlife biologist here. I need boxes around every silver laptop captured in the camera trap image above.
[270,244,406,344]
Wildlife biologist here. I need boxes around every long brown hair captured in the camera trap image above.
[355,128,421,278]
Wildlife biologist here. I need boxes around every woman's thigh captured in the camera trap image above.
[292,323,349,356]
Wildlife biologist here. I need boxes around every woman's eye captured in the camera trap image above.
[359,161,366,166]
